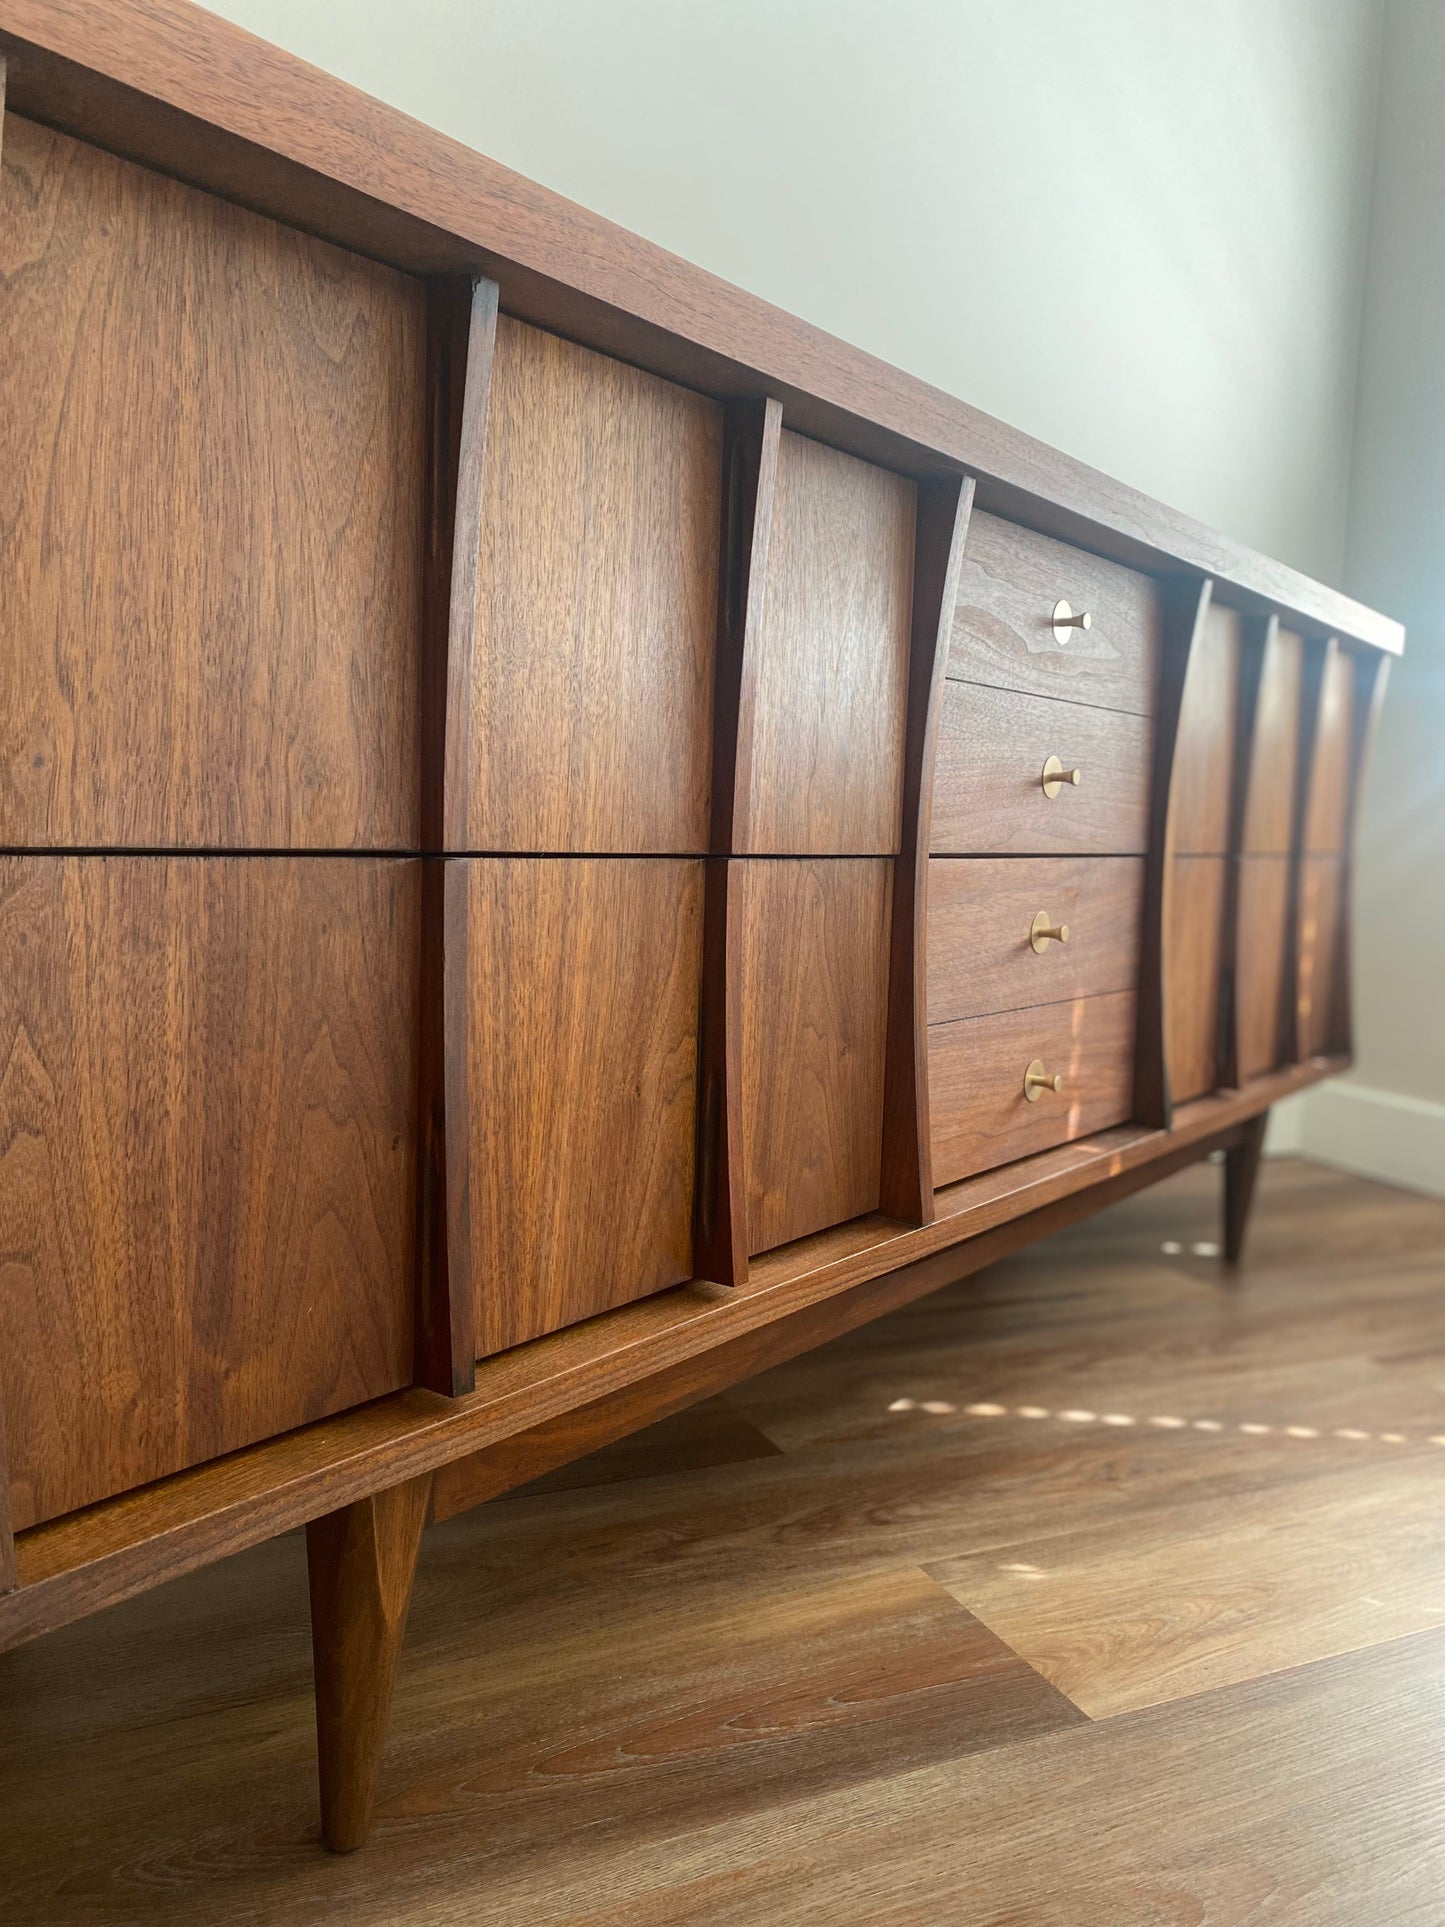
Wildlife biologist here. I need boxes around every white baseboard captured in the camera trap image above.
[1269,1079,1445,1199]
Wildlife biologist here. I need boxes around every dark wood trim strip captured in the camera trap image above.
[414,859,475,1395]
[440,276,499,853]
[1221,613,1276,1088]
[710,395,782,855]
[433,1116,1247,1528]
[1134,576,1214,1127]
[1330,647,1391,1056]
[693,856,748,1286]
[879,474,975,1222]
[0,0,1403,655]
[1285,637,1331,1062]
[693,397,782,1287]
[1,1055,1341,1654]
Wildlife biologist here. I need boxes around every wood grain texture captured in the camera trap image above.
[743,430,916,854]
[0,856,418,1532]
[1170,600,1240,854]
[0,0,1405,657]
[413,860,473,1397]
[1241,622,1304,854]
[879,476,974,1223]
[0,114,426,850]
[708,396,782,854]
[307,1472,431,1853]
[1133,577,1214,1128]
[0,1057,1338,1657]
[430,1393,782,1521]
[930,681,1152,855]
[928,990,1138,1186]
[464,316,721,854]
[1329,647,1391,1060]
[421,275,498,854]
[741,859,893,1253]
[692,858,748,1289]
[1165,854,1228,1103]
[1233,855,1292,1083]
[465,859,703,1355]
[1297,855,1344,1060]
[691,400,783,1287]
[1303,640,1356,855]
[948,509,1163,714]
[927,856,1145,1025]
[7,1158,1440,1918]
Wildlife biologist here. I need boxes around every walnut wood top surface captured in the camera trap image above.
[0,0,1404,655]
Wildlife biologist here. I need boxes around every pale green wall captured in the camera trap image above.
[203,0,1383,583]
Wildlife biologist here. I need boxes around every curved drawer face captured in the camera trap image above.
[927,856,1144,1026]
[1297,854,1344,1057]
[1236,855,1290,1080]
[1303,645,1356,856]
[947,510,1162,716]
[928,991,1138,1187]
[930,682,1153,856]
[1242,626,1304,854]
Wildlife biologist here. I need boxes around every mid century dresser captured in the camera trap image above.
[0,0,1401,1853]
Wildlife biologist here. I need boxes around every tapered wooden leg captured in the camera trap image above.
[307,1472,432,1852]
[1223,1111,1270,1266]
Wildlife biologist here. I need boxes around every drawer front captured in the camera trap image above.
[1297,854,1344,1057]
[947,510,1161,716]
[1242,626,1304,854]
[1236,855,1290,1080]
[1166,854,1227,1103]
[0,855,419,1531]
[931,682,1153,856]
[928,991,1137,1186]
[1304,645,1356,855]
[927,856,1144,1026]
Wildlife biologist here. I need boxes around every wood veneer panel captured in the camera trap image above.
[948,510,1162,715]
[879,476,975,1223]
[0,115,426,850]
[1241,624,1304,854]
[741,859,893,1253]
[465,317,721,854]
[466,858,703,1355]
[693,399,783,1287]
[930,682,1152,856]
[927,857,1144,1026]
[1170,602,1240,855]
[1297,854,1344,1060]
[1303,641,1356,855]
[1233,856,1291,1082]
[1165,854,1228,1102]
[0,856,418,1532]
[744,431,916,855]
[928,991,1138,1185]
[1133,577,1214,1128]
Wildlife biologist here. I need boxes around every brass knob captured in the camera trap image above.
[1052,599,1092,645]
[1024,1059,1064,1101]
[1030,911,1070,953]
[1042,754,1082,798]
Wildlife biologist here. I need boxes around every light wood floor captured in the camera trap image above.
[3,1156,1445,1925]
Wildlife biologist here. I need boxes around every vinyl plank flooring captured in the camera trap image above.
[2,1157,1444,1925]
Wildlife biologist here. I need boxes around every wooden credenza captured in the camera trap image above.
[0,0,1401,1853]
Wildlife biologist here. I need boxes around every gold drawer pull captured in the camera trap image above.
[1052,599,1092,644]
[1024,1059,1064,1101]
[1042,754,1082,798]
[1030,912,1070,952]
